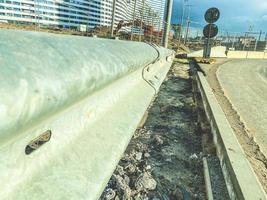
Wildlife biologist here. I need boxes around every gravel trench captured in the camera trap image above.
[100,62,206,200]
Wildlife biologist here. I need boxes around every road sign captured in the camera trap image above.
[205,7,220,23]
[203,24,218,38]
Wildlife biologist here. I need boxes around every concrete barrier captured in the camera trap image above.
[0,29,174,199]
[195,72,266,200]
[227,50,266,59]
[247,51,265,59]
[227,51,248,58]
[188,46,227,58]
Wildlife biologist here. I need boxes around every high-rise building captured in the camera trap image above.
[0,0,114,29]
[0,0,166,31]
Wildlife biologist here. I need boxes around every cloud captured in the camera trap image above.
[262,15,267,21]
[171,0,267,32]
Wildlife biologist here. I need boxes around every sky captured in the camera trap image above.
[171,0,267,34]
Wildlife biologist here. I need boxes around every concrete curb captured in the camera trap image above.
[195,72,267,200]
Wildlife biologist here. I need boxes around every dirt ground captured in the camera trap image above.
[100,62,206,200]
[197,60,267,193]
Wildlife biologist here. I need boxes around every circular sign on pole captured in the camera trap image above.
[205,7,220,23]
[203,24,218,38]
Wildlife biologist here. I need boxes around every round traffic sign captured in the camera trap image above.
[203,24,218,38]
[205,7,220,23]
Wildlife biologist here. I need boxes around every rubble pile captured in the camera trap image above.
[101,128,160,200]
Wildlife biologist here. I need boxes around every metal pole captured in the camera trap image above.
[150,12,155,43]
[242,33,247,51]
[163,0,173,48]
[130,0,137,40]
[34,0,38,27]
[139,0,145,42]
[144,7,151,41]
[110,0,116,38]
[157,16,161,45]
[37,0,40,28]
[203,24,212,58]
[178,0,186,44]
[254,30,262,51]
[232,34,236,49]
[184,5,191,45]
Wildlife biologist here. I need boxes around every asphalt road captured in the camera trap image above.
[217,59,267,157]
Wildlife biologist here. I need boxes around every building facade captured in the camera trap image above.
[0,0,113,29]
[0,0,166,31]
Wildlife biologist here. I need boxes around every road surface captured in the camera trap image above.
[217,59,267,157]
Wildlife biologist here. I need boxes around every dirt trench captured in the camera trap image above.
[100,62,206,200]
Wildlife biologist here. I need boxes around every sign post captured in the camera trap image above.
[203,7,220,58]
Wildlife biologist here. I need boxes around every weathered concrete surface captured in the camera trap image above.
[217,59,267,157]
[188,46,227,58]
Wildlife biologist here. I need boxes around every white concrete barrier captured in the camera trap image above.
[188,46,227,58]
[0,29,174,199]
[227,50,266,59]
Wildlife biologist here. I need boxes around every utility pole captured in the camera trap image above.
[178,0,188,44]
[110,0,116,38]
[163,0,173,48]
[243,25,253,50]
[184,4,192,45]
